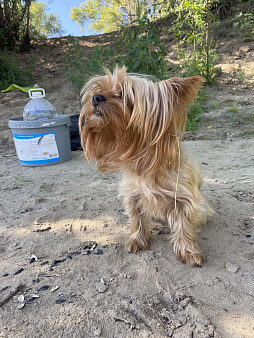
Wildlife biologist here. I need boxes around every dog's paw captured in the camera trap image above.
[125,237,149,253]
[174,243,205,267]
[179,250,205,267]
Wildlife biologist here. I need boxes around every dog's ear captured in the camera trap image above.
[121,76,205,176]
[156,76,205,135]
[140,76,205,173]
[163,76,205,107]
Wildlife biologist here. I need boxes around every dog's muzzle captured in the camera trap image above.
[92,94,106,107]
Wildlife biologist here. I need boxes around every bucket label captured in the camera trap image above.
[12,133,59,164]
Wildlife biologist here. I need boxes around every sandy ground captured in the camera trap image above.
[0,31,254,338]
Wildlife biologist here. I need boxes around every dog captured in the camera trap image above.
[79,66,213,266]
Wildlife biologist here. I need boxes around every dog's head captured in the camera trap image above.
[79,66,204,175]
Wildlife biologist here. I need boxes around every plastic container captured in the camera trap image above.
[8,115,71,167]
[23,88,58,120]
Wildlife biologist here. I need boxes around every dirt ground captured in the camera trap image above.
[0,26,254,338]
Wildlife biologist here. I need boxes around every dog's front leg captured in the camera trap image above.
[170,206,205,267]
[123,195,151,253]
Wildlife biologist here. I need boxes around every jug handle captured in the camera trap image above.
[28,88,45,98]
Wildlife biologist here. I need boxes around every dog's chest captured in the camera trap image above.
[120,171,175,212]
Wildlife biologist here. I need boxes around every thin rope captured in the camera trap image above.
[174,137,181,217]
[168,134,182,218]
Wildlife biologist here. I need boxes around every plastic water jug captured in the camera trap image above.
[23,88,58,120]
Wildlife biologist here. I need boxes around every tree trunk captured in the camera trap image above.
[2,0,16,50]
[20,0,31,52]
[205,0,210,81]
[0,0,31,51]
[0,4,4,49]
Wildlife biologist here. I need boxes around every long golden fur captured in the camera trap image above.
[79,66,213,266]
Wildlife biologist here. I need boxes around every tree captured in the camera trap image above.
[0,0,33,50]
[70,0,152,33]
[0,0,64,51]
[29,2,65,38]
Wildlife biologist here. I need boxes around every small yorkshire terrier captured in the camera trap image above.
[79,66,213,266]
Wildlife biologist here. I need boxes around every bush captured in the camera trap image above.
[186,91,208,131]
[0,51,34,90]
[170,0,219,84]
[233,11,254,40]
[63,6,168,94]
[117,6,167,79]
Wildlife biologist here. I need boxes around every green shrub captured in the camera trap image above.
[233,11,254,40]
[63,5,168,93]
[117,6,167,79]
[186,90,208,131]
[177,43,218,84]
[170,0,219,84]
[62,37,103,93]
[0,51,34,90]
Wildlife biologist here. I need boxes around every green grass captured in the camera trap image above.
[230,105,238,113]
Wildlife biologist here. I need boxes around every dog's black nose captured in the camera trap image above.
[92,94,105,106]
